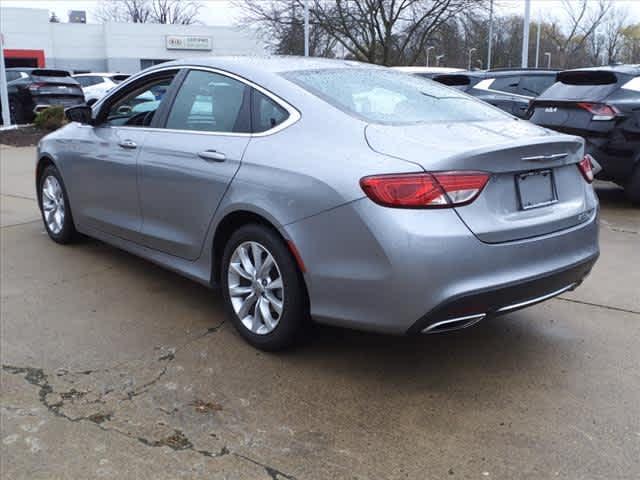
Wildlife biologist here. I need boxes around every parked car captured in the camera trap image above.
[392,66,465,79]
[527,65,640,203]
[73,72,130,104]
[2,68,85,124]
[37,58,599,350]
[434,68,558,118]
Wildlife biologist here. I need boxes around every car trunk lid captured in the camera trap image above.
[365,120,594,243]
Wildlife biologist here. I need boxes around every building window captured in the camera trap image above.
[140,59,173,70]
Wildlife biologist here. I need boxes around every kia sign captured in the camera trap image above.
[166,35,212,51]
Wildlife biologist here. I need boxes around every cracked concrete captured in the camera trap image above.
[2,146,640,479]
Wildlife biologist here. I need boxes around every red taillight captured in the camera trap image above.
[578,155,594,183]
[28,82,46,92]
[360,171,489,208]
[577,102,618,121]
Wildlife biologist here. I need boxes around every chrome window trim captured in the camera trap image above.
[92,64,301,138]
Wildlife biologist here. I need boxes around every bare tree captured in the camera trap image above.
[94,0,201,24]
[546,0,612,67]
[237,0,486,66]
[600,6,628,64]
[236,0,337,56]
[150,0,201,25]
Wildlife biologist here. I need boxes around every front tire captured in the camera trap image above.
[39,165,78,244]
[221,224,308,351]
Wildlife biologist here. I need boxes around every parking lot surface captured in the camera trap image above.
[1,145,639,479]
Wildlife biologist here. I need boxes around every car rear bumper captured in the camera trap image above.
[407,254,597,334]
[32,96,84,113]
[285,197,600,335]
[584,140,636,183]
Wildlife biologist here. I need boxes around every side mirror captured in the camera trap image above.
[65,105,93,125]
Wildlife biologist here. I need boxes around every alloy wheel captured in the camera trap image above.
[41,175,65,235]
[227,241,284,335]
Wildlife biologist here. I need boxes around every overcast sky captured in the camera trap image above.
[2,0,640,26]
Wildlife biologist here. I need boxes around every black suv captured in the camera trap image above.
[2,68,85,124]
[528,65,640,203]
[434,69,558,118]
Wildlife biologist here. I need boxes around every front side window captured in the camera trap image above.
[165,70,250,133]
[102,74,175,127]
[286,68,507,124]
[252,90,289,133]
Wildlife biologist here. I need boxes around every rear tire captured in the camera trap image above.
[625,165,640,205]
[8,98,25,125]
[39,165,78,244]
[221,224,309,351]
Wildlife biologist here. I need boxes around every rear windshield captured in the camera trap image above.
[285,69,506,124]
[539,70,627,101]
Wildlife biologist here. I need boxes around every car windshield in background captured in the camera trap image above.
[285,69,507,124]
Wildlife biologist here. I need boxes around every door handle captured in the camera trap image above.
[198,150,226,162]
[118,140,137,149]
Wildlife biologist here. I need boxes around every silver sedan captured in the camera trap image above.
[37,57,599,350]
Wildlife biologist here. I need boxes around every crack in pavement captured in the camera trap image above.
[1,319,297,479]
[556,296,640,316]
[0,192,36,201]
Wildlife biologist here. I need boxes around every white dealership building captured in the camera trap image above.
[0,7,265,74]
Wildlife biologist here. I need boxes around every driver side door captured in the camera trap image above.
[72,70,179,241]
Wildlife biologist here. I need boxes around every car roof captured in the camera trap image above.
[392,66,465,74]
[73,72,127,77]
[562,64,640,75]
[145,55,384,76]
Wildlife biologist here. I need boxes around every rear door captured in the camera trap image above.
[137,68,251,260]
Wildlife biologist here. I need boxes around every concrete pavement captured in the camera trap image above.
[1,145,639,479]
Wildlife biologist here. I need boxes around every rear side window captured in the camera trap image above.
[252,90,289,133]
[518,75,556,96]
[489,76,520,94]
[286,69,506,124]
[166,70,250,133]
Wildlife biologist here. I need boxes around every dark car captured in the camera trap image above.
[527,65,640,203]
[2,68,85,124]
[433,69,558,118]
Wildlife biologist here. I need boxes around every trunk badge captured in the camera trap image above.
[521,153,569,161]
[545,107,558,113]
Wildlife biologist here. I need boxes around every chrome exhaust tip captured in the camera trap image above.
[422,313,486,334]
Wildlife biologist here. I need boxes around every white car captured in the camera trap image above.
[73,73,130,104]
[392,66,465,79]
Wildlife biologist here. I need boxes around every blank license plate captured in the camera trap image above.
[516,170,556,210]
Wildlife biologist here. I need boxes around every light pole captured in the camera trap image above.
[303,0,309,57]
[487,0,494,70]
[535,9,541,68]
[522,0,531,67]
[436,54,445,67]
[426,46,435,67]
[544,52,551,69]
[0,33,11,127]
[468,48,477,70]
